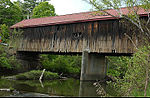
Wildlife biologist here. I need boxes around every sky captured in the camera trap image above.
[49,0,93,15]
[11,0,93,15]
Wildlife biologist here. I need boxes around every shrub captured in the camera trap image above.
[106,45,150,96]
[0,45,11,69]
[40,55,81,76]
[0,24,10,43]
[0,24,21,72]
[106,56,128,78]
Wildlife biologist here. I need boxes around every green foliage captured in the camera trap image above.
[0,24,10,43]
[107,45,150,96]
[40,55,81,76]
[132,84,150,96]
[0,25,21,70]
[32,2,56,18]
[107,56,128,78]
[0,45,11,69]
[121,46,150,96]
[22,0,39,19]
[0,0,22,26]
[89,0,150,96]
[21,0,51,19]
[0,57,11,69]
[0,45,21,70]
[15,70,59,80]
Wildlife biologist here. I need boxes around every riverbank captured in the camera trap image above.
[1,70,59,80]
[1,69,80,81]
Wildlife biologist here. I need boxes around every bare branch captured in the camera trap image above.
[124,33,139,51]
[122,15,140,29]
[146,13,150,25]
[146,26,150,35]
[144,56,149,96]
[88,0,118,18]
[129,6,146,34]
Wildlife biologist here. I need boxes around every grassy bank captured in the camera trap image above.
[15,70,59,80]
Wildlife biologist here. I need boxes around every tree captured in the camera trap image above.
[32,2,56,18]
[0,0,22,26]
[85,0,150,96]
[22,0,39,19]
[13,0,25,20]
[22,0,50,19]
[121,46,150,96]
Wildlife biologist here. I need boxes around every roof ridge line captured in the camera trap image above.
[23,11,96,21]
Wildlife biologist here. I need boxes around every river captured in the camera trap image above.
[0,78,117,97]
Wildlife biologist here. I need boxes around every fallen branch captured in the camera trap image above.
[39,69,46,81]
[0,89,11,92]
[39,79,44,88]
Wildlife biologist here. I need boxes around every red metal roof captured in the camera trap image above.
[10,7,149,28]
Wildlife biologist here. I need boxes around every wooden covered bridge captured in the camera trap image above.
[11,7,148,81]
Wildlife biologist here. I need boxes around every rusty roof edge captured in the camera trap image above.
[10,16,120,29]
[10,12,149,29]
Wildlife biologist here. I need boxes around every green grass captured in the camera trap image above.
[15,70,59,80]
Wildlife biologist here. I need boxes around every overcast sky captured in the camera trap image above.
[50,0,93,15]
[11,0,93,15]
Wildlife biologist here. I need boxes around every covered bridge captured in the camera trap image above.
[11,7,149,81]
[11,7,148,55]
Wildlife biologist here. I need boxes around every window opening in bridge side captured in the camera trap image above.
[56,26,60,31]
[72,32,83,39]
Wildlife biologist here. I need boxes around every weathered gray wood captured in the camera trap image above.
[16,19,139,54]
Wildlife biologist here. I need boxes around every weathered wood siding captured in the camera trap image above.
[17,19,138,54]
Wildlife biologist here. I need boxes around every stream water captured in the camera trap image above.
[0,78,117,97]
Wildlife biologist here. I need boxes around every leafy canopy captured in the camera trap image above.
[22,0,50,19]
[0,0,22,26]
[32,2,56,18]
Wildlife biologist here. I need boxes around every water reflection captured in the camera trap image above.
[79,81,98,97]
[79,81,107,97]
[0,78,111,97]
[0,78,80,97]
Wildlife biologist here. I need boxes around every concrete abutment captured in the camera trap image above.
[80,50,107,81]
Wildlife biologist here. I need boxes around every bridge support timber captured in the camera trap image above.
[80,50,107,81]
